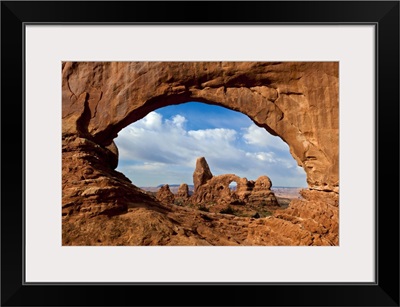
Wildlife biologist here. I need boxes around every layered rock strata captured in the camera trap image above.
[248,176,279,207]
[63,62,338,193]
[62,61,339,246]
[191,158,278,207]
[62,136,158,218]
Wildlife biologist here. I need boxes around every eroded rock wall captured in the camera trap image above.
[62,136,157,218]
[62,61,339,246]
[62,62,338,193]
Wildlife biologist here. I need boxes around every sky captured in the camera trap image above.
[114,102,307,188]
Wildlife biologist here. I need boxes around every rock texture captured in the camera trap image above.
[192,174,245,205]
[62,136,157,218]
[156,184,175,205]
[190,158,279,215]
[62,61,339,246]
[192,171,278,207]
[63,191,338,246]
[248,176,279,207]
[193,157,213,193]
[175,183,190,201]
[62,62,338,193]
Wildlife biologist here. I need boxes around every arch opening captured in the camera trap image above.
[229,181,237,191]
[114,101,307,204]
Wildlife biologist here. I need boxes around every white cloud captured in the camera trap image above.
[171,114,186,128]
[139,111,162,130]
[114,111,307,187]
[188,128,236,142]
[245,151,276,163]
[243,123,289,150]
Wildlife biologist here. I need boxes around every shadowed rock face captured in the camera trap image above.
[62,61,339,246]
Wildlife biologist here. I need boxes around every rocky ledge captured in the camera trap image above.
[62,138,338,246]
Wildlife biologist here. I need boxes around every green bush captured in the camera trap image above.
[258,210,272,217]
[174,200,183,206]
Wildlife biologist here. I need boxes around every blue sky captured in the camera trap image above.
[114,102,307,188]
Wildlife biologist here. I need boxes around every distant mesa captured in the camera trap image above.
[157,184,181,188]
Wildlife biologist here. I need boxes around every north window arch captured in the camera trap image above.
[61,61,339,246]
[62,62,338,193]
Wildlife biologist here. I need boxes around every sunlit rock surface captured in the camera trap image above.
[62,62,339,246]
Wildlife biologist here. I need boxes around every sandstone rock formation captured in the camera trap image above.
[248,176,279,207]
[63,189,338,246]
[156,184,175,205]
[192,174,244,205]
[62,136,157,218]
[62,61,339,246]
[62,62,338,193]
[175,183,190,204]
[193,157,213,193]
[190,158,279,214]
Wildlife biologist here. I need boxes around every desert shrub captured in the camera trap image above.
[174,199,183,206]
[258,210,272,218]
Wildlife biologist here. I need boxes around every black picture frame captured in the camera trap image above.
[1,1,399,306]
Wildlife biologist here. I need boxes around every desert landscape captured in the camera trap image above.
[62,61,339,246]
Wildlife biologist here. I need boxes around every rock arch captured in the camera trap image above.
[63,62,338,193]
[62,62,339,245]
